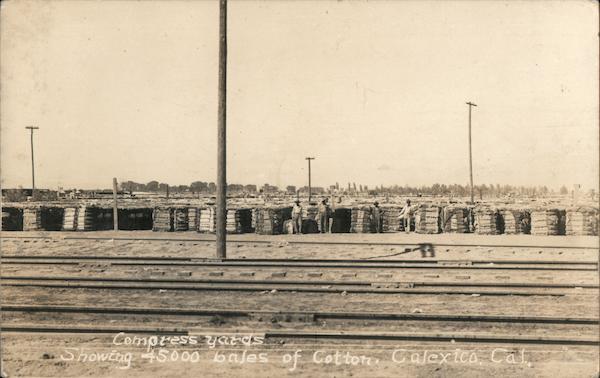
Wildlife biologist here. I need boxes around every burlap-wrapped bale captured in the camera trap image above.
[187,207,199,232]
[254,207,292,235]
[152,207,173,232]
[302,206,319,221]
[198,207,216,233]
[23,207,41,231]
[350,207,372,233]
[415,205,442,234]
[441,206,469,233]
[530,208,565,236]
[62,207,78,231]
[2,207,23,231]
[566,207,598,236]
[39,207,65,231]
[77,207,113,231]
[499,208,531,234]
[173,207,189,231]
[331,208,352,233]
[117,208,153,230]
[474,207,500,235]
[382,206,401,232]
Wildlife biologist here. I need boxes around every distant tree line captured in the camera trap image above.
[118,180,580,198]
[120,180,260,194]
[366,183,572,198]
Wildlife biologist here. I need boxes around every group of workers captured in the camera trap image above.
[291,198,416,234]
[291,198,333,234]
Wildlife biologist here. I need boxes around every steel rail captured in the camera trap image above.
[3,275,597,288]
[1,324,596,346]
[1,256,596,271]
[2,234,597,250]
[3,304,598,324]
[1,278,585,296]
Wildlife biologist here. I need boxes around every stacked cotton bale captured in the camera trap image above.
[152,207,173,232]
[302,206,319,221]
[22,207,41,231]
[499,208,531,235]
[474,207,500,235]
[530,208,565,235]
[77,206,113,231]
[300,205,320,233]
[415,205,442,234]
[566,207,598,236]
[226,209,241,233]
[187,207,199,231]
[282,219,294,234]
[173,207,189,231]
[382,206,401,232]
[198,207,216,233]
[1,207,23,231]
[62,207,78,231]
[78,207,113,231]
[350,207,372,233]
[39,207,65,231]
[76,207,90,231]
[118,208,153,230]
[251,208,258,231]
[441,206,469,233]
[234,208,253,233]
[331,207,352,233]
[254,207,292,235]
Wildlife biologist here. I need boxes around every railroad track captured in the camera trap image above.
[2,234,597,250]
[2,276,595,296]
[2,305,598,346]
[3,304,598,324]
[2,255,597,271]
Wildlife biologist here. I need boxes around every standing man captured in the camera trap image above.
[318,198,330,233]
[292,200,303,234]
[399,199,414,233]
[371,201,384,233]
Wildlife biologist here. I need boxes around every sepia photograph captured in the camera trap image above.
[0,0,598,377]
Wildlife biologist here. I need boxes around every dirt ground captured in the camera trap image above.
[1,232,598,377]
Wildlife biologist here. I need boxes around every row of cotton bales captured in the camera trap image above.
[2,204,598,236]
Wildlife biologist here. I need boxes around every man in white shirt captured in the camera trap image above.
[291,200,303,234]
[317,198,331,233]
[399,199,414,233]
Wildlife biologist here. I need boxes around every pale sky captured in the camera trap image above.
[1,0,598,190]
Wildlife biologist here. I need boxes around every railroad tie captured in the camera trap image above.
[271,272,287,278]
[455,275,471,280]
[307,272,323,278]
[177,271,192,277]
[536,276,553,281]
[239,272,255,277]
[250,312,314,323]
[208,271,224,277]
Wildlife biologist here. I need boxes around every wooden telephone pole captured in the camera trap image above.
[466,101,477,204]
[216,0,228,259]
[25,126,39,197]
[305,157,315,202]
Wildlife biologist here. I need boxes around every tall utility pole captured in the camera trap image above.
[112,178,119,231]
[305,157,315,202]
[466,102,477,204]
[25,126,39,197]
[216,0,228,259]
